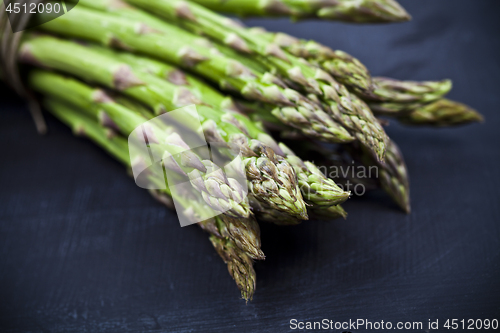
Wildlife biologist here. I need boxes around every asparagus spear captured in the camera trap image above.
[360,77,453,114]
[349,140,410,213]
[367,100,428,115]
[309,205,348,220]
[248,27,373,93]
[313,0,411,23]
[209,235,256,301]
[94,45,350,208]
[250,194,347,225]
[125,0,388,160]
[43,98,259,299]
[21,35,308,219]
[188,0,411,23]
[367,77,453,103]
[40,3,352,144]
[354,78,483,126]
[397,99,484,127]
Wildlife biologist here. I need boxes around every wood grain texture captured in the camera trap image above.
[1,0,499,332]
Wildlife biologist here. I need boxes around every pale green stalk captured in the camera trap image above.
[397,99,484,127]
[248,27,373,93]
[189,0,411,23]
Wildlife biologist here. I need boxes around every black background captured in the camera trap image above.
[1,0,499,332]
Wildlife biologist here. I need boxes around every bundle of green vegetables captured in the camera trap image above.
[1,0,482,300]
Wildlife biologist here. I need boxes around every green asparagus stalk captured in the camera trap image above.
[379,141,410,213]
[360,77,453,114]
[209,235,256,301]
[60,0,355,144]
[313,0,411,23]
[354,78,482,126]
[248,27,373,93]
[368,77,453,103]
[21,35,308,219]
[201,210,264,261]
[397,99,484,127]
[43,98,259,299]
[350,140,410,213]
[309,205,348,220]
[125,0,388,160]
[240,100,380,190]
[189,0,411,23]
[328,140,410,213]
[367,100,428,115]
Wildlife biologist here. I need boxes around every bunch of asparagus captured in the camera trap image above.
[3,0,483,300]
